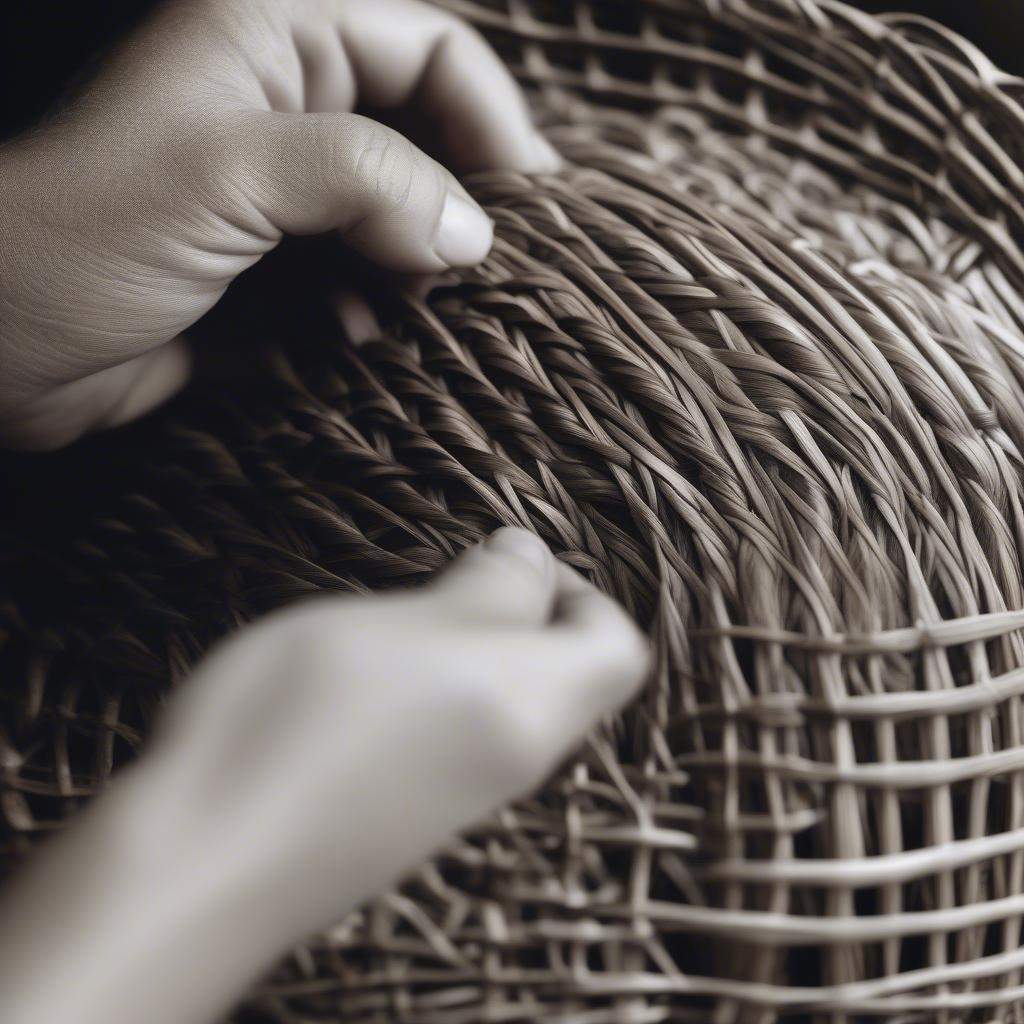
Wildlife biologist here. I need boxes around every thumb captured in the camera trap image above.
[431,528,557,627]
[240,111,493,273]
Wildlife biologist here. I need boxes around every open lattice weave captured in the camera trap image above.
[7,0,1024,1020]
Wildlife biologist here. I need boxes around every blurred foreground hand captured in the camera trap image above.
[0,0,559,449]
[0,529,649,1024]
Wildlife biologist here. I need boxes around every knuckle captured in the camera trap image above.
[435,12,486,52]
[436,549,544,620]
[464,547,538,595]
[349,118,419,216]
[602,617,651,693]
[567,602,650,701]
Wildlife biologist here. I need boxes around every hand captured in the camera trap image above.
[0,0,559,450]
[149,528,648,935]
[0,530,648,1024]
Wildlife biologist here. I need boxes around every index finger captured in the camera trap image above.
[323,0,561,173]
[547,563,651,709]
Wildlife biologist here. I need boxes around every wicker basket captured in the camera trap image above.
[6,1,1024,1021]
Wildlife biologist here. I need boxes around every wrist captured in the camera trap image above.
[0,756,293,1024]
[111,750,305,959]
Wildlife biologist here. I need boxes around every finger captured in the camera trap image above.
[239,110,493,272]
[291,20,358,114]
[483,570,649,775]
[321,0,561,173]
[333,273,453,344]
[333,290,382,346]
[430,527,557,626]
[546,563,651,714]
[0,337,192,451]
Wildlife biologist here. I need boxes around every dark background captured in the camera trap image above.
[2,1,1023,140]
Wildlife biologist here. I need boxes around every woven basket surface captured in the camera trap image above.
[7,1,1024,1021]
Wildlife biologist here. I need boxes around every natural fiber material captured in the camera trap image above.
[6,1,1024,1021]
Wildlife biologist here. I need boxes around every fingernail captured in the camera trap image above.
[530,134,563,173]
[434,192,493,267]
[486,527,551,579]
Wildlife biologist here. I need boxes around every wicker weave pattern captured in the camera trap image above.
[5,2,1024,1021]
[440,0,1024,286]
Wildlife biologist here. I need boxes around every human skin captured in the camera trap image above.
[0,3,648,1023]
[0,528,649,1024]
[0,0,560,449]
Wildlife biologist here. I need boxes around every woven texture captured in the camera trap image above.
[7,1,1024,1021]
